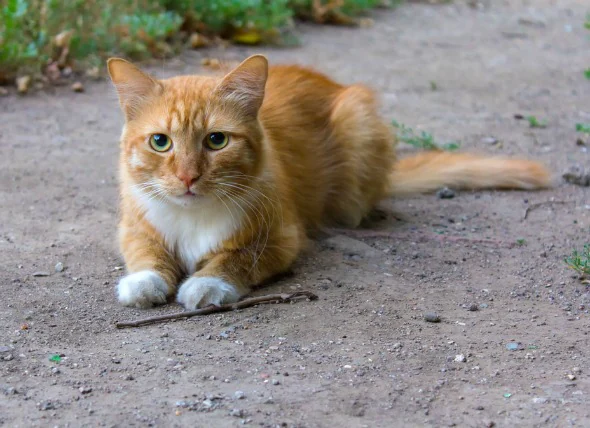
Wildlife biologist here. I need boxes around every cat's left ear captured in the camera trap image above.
[215,55,268,117]
[107,58,162,120]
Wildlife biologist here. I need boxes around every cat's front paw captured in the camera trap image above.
[177,277,240,309]
[117,270,170,308]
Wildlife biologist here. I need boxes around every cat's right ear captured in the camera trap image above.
[107,58,161,120]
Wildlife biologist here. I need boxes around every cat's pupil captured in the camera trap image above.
[153,134,167,147]
[210,133,225,145]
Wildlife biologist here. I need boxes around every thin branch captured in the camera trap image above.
[115,291,318,329]
[523,200,568,220]
[330,228,513,248]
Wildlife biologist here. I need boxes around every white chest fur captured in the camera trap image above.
[132,191,241,274]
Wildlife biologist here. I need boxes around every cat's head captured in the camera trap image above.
[108,55,268,208]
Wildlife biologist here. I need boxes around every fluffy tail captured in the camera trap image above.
[389,151,551,196]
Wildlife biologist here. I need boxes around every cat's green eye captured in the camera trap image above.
[206,132,229,150]
[149,134,172,152]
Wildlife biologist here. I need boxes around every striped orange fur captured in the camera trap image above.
[108,55,550,309]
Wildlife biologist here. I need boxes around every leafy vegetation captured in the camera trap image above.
[565,244,590,277]
[0,0,387,80]
[576,123,590,133]
[392,120,460,151]
[526,115,547,129]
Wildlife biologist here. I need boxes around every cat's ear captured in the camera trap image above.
[215,55,268,117]
[107,58,161,120]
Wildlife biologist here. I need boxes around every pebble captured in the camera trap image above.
[271,379,280,385]
[454,354,466,363]
[55,262,64,272]
[436,187,455,199]
[506,342,520,351]
[567,374,576,381]
[263,396,274,404]
[573,367,581,374]
[424,313,441,323]
[71,82,84,93]
[39,401,55,411]
[230,408,244,417]
[481,137,499,145]
[563,166,590,187]
[3,354,14,361]
[79,386,92,394]
[468,304,479,312]
[3,386,17,395]
[202,399,213,408]
[234,391,246,399]
[0,345,12,353]
[51,367,60,374]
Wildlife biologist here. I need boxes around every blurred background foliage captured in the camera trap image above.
[0,0,388,81]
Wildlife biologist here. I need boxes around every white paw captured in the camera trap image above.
[177,277,240,309]
[117,270,169,308]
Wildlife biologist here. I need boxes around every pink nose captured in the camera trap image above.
[176,172,200,189]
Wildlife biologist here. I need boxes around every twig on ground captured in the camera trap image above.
[523,200,568,220]
[331,228,513,248]
[115,291,318,329]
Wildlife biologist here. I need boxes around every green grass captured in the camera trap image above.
[0,0,386,79]
[526,115,547,129]
[392,120,460,151]
[565,244,590,277]
[516,238,527,246]
[576,123,590,133]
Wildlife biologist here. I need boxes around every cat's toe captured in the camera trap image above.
[177,277,240,309]
[117,270,169,308]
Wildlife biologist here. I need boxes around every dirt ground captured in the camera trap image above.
[2,0,590,426]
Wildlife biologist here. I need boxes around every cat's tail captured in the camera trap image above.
[389,151,551,197]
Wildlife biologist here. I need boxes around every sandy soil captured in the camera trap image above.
[1,1,590,426]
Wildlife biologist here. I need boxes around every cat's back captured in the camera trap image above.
[260,64,343,132]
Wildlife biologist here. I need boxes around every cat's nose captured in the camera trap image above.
[176,172,201,189]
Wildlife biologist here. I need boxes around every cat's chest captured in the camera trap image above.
[137,196,239,274]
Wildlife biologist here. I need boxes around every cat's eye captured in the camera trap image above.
[149,134,172,152]
[206,132,229,150]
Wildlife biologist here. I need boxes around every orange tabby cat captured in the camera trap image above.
[108,55,550,309]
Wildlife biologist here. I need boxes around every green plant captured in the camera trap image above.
[392,120,460,151]
[584,69,590,80]
[576,123,590,133]
[565,244,590,276]
[526,115,547,128]
[516,238,526,246]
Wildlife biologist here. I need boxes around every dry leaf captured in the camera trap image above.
[16,75,31,94]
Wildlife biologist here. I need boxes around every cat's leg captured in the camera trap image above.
[324,84,396,227]
[117,224,182,308]
[177,224,303,309]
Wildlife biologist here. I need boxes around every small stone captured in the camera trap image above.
[271,379,280,385]
[563,166,590,187]
[124,374,134,381]
[55,262,64,273]
[506,342,520,351]
[481,137,499,145]
[234,391,246,399]
[71,82,84,93]
[3,354,14,361]
[454,354,466,363]
[468,304,479,312]
[532,397,548,404]
[475,405,484,410]
[209,375,216,380]
[202,399,213,408]
[436,187,455,199]
[3,386,17,395]
[0,345,12,353]
[263,396,274,404]
[16,75,31,94]
[229,408,244,417]
[111,357,121,364]
[424,313,441,323]
[572,367,581,374]
[39,401,55,410]
[51,367,61,374]
[79,386,92,394]
[32,271,50,277]
[567,374,576,381]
